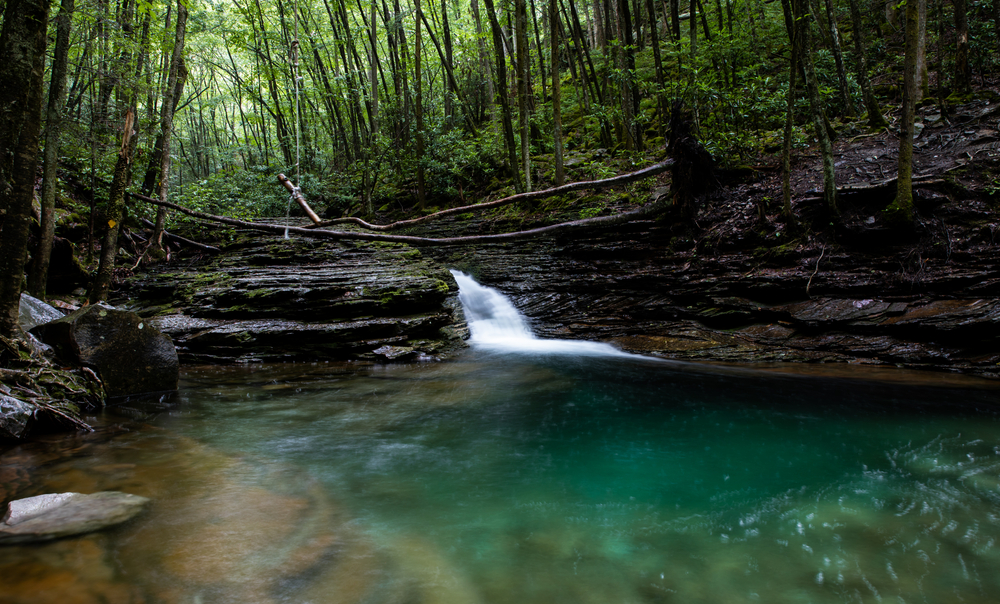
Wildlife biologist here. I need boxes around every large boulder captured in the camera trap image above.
[32,305,179,398]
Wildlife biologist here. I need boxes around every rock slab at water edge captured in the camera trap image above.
[0,491,150,545]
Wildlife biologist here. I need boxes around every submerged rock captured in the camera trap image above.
[0,491,149,545]
[31,305,179,398]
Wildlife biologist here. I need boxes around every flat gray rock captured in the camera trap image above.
[0,394,34,440]
[0,491,150,545]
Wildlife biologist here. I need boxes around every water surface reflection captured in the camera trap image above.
[3,354,1000,603]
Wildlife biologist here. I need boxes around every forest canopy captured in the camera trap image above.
[7,0,998,219]
[0,0,998,330]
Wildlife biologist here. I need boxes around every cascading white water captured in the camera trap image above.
[450,270,638,357]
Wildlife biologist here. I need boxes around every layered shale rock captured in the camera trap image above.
[123,233,463,363]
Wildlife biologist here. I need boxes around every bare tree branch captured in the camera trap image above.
[303,157,675,231]
[127,189,675,247]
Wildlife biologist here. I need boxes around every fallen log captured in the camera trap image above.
[127,191,674,247]
[300,157,675,232]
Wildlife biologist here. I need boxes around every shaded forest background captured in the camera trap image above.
[1,0,999,329]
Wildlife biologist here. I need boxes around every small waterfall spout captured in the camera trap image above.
[450,270,637,357]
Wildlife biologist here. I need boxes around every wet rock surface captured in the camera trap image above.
[31,305,179,398]
[123,232,462,363]
[0,491,149,545]
[431,218,1000,378]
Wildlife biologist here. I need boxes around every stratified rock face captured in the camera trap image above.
[32,306,179,398]
[0,491,149,545]
[124,234,463,364]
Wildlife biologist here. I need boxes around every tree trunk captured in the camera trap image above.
[892,0,921,222]
[415,0,427,208]
[954,0,970,94]
[846,0,887,128]
[90,109,136,303]
[515,0,533,191]
[471,0,497,122]
[28,0,75,299]
[780,0,798,222]
[151,0,189,251]
[645,0,667,137]
[821,0,855,117]
[484,0,524,191]
[618,0,641,150]
[794,0,837,214]
[441,0,455,127]
[0,0,49,339]
[550,0,565,186]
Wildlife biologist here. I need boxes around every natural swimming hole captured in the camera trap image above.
[3,353,1000,603]
[2,274,1000,602]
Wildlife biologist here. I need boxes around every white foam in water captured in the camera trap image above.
[450,270,641,357]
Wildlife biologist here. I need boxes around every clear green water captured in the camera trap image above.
[4,352,1000,603]
[157,353,1000,604]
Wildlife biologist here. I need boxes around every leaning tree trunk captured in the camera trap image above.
[0,0,49,339]
[28,0,75,299]
[151,0,188,252]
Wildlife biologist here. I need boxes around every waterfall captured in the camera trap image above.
[450,270,637,357]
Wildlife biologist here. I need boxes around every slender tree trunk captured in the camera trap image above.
[515,0,533,191]
[28,0,75,298]
[550,0,565,186]
[954,0,969,94]
[0,0,49,338]
[151,0,188,251]
[794,0,837,213]
[471,0,497,122]
[440,0,455,126]
[415,0,427,208]
[821,0,855,117]
[893,0,921,222]
[90,109,136,303]
[618,0,640,150]
[645,0,666,137]
[780,0,798,222]
[484,0,524,191]
[847,0,887,128]
[916,0,927,96]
